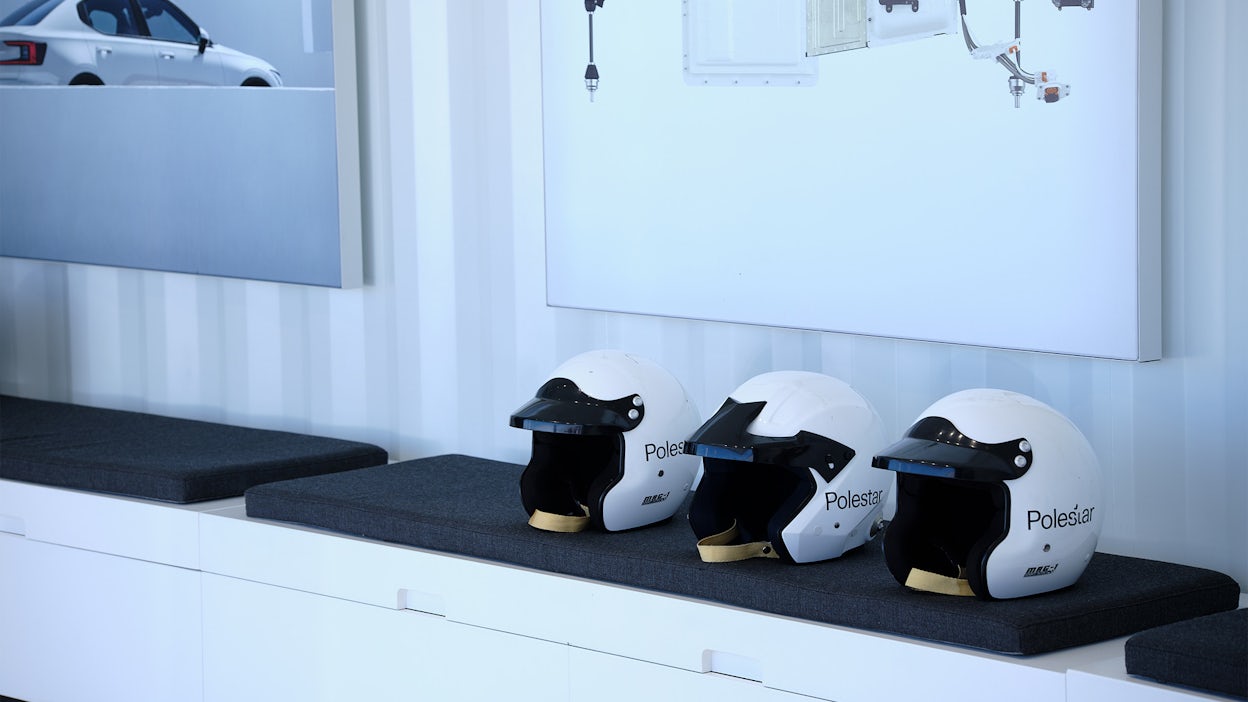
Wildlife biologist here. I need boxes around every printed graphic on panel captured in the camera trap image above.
[807,0,1094,107]
[0,0,281,86]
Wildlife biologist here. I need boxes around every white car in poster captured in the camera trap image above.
[0,0,281,86]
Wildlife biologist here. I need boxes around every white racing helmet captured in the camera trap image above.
[685,371,893,564]
[872,389,1103,600]
[509,350,701,532]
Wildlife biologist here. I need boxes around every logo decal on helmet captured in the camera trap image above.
[1027,505,1095,530]
[824,489,885,511]
[641,492,671,506]
[644,440,689,461]
[1024,564,1060,577]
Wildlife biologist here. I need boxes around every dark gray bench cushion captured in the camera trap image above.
[1,395,388,503]
[1126,608,1247,698]
[244,454,1241,655]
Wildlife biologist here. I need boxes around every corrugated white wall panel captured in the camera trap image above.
[0,0,1243,589]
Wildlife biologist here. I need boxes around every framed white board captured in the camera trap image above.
[0,0,361,288]
[541,0,1161,360]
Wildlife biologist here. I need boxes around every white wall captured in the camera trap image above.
[1,0,1244,590]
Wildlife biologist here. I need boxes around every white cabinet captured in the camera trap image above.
[564,569,1105,702]
[0,477,216,568]
[201,573,570,702]
[2,481,1237,702]
[568,646,816,701]
[0,533,203,702]
[0,478,236,702]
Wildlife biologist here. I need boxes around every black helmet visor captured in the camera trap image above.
[685,398,855,483]
[871,416,1032,482]
[509,377,643,436]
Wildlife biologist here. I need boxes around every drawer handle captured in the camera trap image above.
[397,588,446,617]
[702,650,763,683]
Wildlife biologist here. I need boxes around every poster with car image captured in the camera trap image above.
[0,0,360,287]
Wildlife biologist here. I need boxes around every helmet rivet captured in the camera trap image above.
[1019,440,1031,453]
[632,396,643,407]
[833,522,841,529]
[1014,455,1027,468]
[1043,544,1051,552]
[628,409,640,420]
[657,470,664,477]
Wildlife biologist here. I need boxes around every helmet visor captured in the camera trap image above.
[509,377,643,435]
[686,399,855,482]
[871,416,1032,481]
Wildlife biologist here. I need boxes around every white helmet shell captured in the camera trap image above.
[510,350,701,532]
[686,371,893,564]
[872,389,1103,599]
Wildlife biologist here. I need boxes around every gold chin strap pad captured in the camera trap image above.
[528,505,590,533]
[696,522,781,563]
[904,567,976,597]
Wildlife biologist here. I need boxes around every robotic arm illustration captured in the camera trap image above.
[960,0,1092,107]
[570,0,1092,108]
[584,0,604,101]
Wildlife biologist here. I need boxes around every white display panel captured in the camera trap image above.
[542,0,1161,360]
[0,0,362,288]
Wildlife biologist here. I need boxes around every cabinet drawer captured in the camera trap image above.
[0,533,203,702]
[202,572,571,702]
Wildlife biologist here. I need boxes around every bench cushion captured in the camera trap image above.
[244,454,1241,655]
[1,395,388,503]
[1126,608,1247,698]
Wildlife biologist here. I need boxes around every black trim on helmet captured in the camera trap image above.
[686,398,856,482]
[509,377,644,436]
[519,430,623,531]
[883,472,1010,600]
[688,456,814,563]
[871,416,1033,482]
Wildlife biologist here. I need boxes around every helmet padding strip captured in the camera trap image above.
[696,521,780,562]
[905,567,976,597]
[529,506,590,533]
